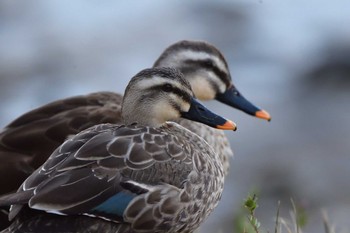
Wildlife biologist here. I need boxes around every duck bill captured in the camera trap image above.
[181,98,237,131]
[216,85,271,121]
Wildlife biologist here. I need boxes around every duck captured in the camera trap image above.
[0,67,236,233]
[154,40,271,174]
[0,40,270,196]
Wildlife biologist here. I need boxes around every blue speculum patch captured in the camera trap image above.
[92,192,135,216]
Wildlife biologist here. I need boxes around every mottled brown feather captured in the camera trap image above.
[0,92,122,194]
[1,122,224,232]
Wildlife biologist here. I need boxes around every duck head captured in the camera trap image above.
[122,67,236,130]
[154,40,271,121]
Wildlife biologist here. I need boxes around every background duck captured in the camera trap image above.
[0,67,236,233]
[0,40,270,196]
[154,40,270,175]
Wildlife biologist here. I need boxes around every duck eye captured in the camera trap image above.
[204,59,214,67]
[162,84,173,92]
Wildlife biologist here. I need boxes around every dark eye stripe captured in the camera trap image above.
[184,59,230,87]
[172,87,192,103]
[149,85,192,103]
[209,65,231,87]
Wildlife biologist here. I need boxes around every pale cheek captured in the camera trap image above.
[191,78,216,101]
[153,102,180,121]
[182,102,191,112]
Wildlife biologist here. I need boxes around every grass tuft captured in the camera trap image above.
[233,194,339,233]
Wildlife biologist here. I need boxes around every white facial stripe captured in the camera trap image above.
[178,50,228,73]
[169,92,191,112]
[157,50,228,74]
[136,76,177,89]
[136,76,192,97]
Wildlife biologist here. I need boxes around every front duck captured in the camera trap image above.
[0,67,235,233]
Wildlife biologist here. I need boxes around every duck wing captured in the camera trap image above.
[0,92,122,193]
[1,123,193,231]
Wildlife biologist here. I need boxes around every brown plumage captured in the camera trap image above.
[0,67,233,233]
[0,92,122,194]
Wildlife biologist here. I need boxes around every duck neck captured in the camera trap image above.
[121,104,163,128]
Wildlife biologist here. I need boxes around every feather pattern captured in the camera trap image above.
[177,118,233,175]
[0,92,122,194]
[2,207,135,233]
[3,122,224,233]
[0,92,232,196]
[0,66,236,232]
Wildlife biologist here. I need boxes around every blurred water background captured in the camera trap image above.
[1,0,350,232]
